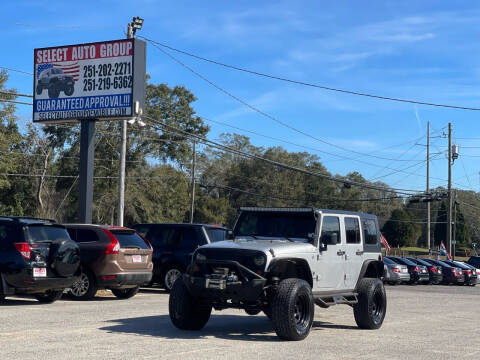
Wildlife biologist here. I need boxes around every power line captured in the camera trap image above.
[0,66,33,76]
[142,114,424,195]
[0,98,32,106]
[0,90,33,98]
[146,39,433,163]
[140,36,480,112]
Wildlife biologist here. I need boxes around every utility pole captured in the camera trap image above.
[447,122,452,256]
[117,23,131,227]
[190,141,196,223]
[426,121,431,250]
[452,190,457,260]
[117,17,143,226]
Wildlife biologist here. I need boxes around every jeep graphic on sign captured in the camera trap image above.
[36,67,75,99]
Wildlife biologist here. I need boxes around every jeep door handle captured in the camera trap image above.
[356,250,364,256]
[337,250,345,256]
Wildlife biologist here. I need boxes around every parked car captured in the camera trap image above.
[422,259,464,285]
[406,257,443,285]
[0,216,80,303]
[443,260,477,286]
[383,256,410,285]
[466,256,480,270]
[65,224,153,300]
[131,223,228,291]
[385,257,430,284]
[458,262,480,285]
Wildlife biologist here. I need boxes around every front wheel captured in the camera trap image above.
[353,278,387,329]
[271,278,314,341]
[35,290,64,303]
[169,278,211,330]
[48,85,60,98]
[111,286,140,299]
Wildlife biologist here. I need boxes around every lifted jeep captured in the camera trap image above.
[169,207,386,341]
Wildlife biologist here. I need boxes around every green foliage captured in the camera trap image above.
[382,208,421,247]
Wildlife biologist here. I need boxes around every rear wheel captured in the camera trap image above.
[111,286,140,299]
[163,265,183,292]
[64,84,74,96]
[169,278,211,330]
[271,278,314,341]
[353,278,387,329]
[68,269,97,300]
[35,290,64,303]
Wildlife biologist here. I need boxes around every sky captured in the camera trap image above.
[2,1,480,195]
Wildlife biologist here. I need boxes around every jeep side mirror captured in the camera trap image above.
[319,242,327,252]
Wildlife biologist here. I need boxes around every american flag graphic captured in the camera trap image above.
[37,62,80,82]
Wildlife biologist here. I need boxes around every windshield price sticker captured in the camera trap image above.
[33,39,146,123]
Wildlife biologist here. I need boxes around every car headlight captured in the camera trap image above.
[196,253,207,263]
[253,255,266,267]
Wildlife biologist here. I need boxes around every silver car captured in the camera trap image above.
[384,256,410,285]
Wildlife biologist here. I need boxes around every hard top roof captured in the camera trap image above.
[238,207,377,218]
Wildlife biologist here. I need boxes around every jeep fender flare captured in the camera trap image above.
[355,259,384,290]
[267,258,313,288]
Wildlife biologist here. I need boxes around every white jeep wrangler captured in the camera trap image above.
[169,207,386,341]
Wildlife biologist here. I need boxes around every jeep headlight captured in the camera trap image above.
[196,253,207,263]
[253,255,266,267]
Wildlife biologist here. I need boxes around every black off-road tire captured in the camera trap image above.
[353,278,387,329]
[111,286,140,299]
[271,278,314,341]
[169,277,211,330]
[68,269,97,300]
[48,85,59,98]
[263,307,272,319]
[34,290,64,303]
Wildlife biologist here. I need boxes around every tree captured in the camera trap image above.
[433,201,447,247]
[382,209,419,247]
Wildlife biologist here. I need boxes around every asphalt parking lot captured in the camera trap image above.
[0,285,478,360]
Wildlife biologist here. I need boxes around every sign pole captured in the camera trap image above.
[78,119,95,223]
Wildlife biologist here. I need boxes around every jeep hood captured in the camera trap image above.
[202,238,316,256]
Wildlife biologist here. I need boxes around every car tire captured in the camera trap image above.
[64,84,74,96]
[271,278,314,341]
[48,85,59,98]
[68,269,97,300]
[169,277,211,330]
[263,307,272,319]
[353,278,387,330]
[111,286,140,299]
[34,290,64,303]
[163,264,183,292]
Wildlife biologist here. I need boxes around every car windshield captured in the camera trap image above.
[390,257,416,266]
[205,228,226,243]
[433,259,451,267]
[234,211,316,241]
[25,225,70,244]
[408,258,429,266]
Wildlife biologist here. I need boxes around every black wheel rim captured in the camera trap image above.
[371,288,385,324]
[293,293,311,333]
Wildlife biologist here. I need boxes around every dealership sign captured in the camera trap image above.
[33,39,146,123]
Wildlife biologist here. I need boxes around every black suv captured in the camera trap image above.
[0,217,80,303]
[131,223,227,291]
[36,67,75,98]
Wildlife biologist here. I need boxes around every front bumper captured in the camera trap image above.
[184,259,267,303]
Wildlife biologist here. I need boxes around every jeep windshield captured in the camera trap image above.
[233,211,316,242]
